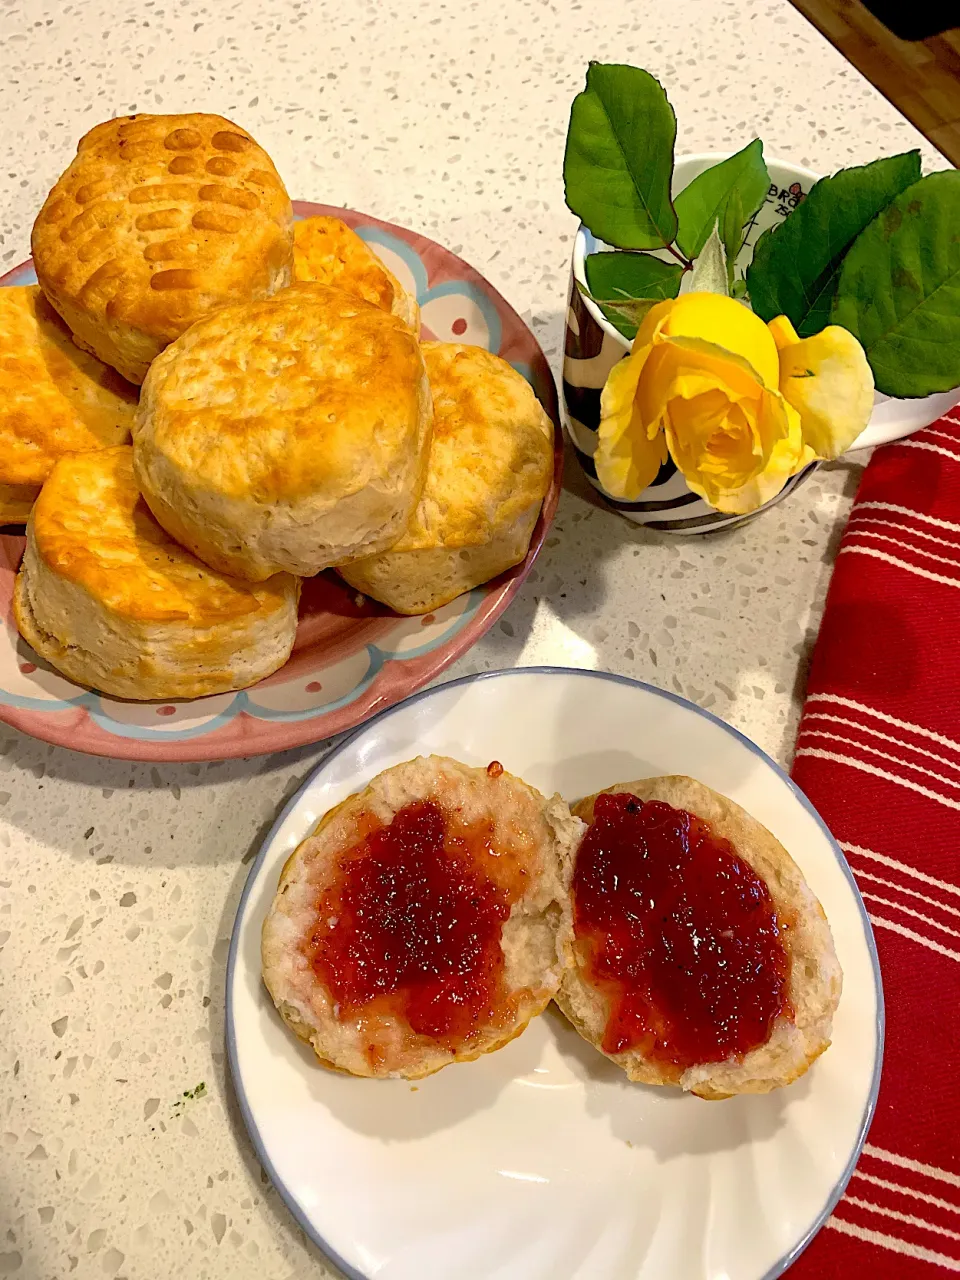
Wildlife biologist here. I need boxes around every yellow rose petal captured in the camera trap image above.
[645,371,732,434]
[595,415,668,500]
[684,393,804,515]
[727,394,807,512]
[634,297,678,348]
[643,337,773,510]
[666,400,758,508]
[597,341,668,499]
[656,335,767,399]
[767,314,800,350]
[662,293,781,390]
[777,324,875,458]
[599,347,650,449]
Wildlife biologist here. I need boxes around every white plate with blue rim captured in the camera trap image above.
[226,667,882,1280]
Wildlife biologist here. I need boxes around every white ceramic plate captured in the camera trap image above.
[227,668,882,1280]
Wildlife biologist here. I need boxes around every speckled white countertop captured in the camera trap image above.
[0,1,945,1277]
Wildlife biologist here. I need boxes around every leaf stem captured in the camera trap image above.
[664,242,693,272]
[621,242,692,270]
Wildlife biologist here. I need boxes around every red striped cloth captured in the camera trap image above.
[789,412,960,1276]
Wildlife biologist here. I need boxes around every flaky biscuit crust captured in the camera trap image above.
[0,287,137,494]
[14,446,299,700]
[32,113,293,383]
[134,283,432,581]
[339,343,553,613]
[0,485,41,526]
[293,216,419,329]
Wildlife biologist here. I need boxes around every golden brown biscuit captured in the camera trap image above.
[262,755,582,1078]
[339,343,554,614]
[14,447,300,700]
[133,283,432,582]
[556,777,842,1098]
[293,216,419,329]
[31,113,293,384]
[0,286,137,523]
[0,486,43,527]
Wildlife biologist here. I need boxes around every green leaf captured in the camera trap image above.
[675,140,769,260]
[688,223,729,296]
[584,297,655,341]
[585,251,683,302]
[746,151,922,337]
[563,62,678,250]
[832,170,960,398]
[583,250,683,339]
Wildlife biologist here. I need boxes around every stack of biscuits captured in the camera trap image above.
[4,112,554,700]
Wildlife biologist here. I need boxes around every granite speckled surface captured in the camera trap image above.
[0,1,945,1277]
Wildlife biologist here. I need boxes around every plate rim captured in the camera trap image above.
[225,664,885,1280]
[0,205,562,762]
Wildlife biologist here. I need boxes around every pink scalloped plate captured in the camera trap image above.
[0,201,562,761]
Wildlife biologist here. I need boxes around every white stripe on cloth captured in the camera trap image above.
[848,515,960,552]
[853,868,960,920]
[845,530,960,570]
[837,544,960,589]
[794,748,960,811]
[861,891,960,941]
[869,914,960,962]
[806,695,960,759]
[854,501,960,534]
[827,1217,960,1270]
[865,1148,960,1190]
[897,440,960,464]
[922,428,960,449]
[796,731,960,792]
[842,844,960,900]
[851,1171,960,1217]
[843,1196,960,1244]
[801,713,960,778]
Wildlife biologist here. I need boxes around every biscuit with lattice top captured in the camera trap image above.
[31,113,293,384]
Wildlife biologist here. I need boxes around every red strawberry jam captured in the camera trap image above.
[306,799,525,1054]
[571,792,790,1074]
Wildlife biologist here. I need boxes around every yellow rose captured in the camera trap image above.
[596,293,874,515]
